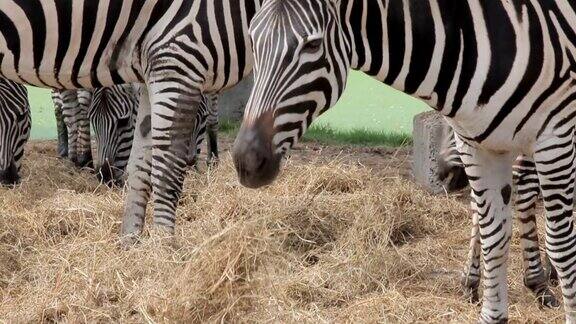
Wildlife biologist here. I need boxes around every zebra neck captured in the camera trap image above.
[341,0,469,115]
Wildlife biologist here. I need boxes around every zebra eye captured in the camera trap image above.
[302,38,323,54]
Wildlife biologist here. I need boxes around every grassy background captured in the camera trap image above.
[315,72,429,133]
[27,87,56,140]
[27,71,430,145]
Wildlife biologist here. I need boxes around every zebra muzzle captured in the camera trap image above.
[96,160,124,188]
[233,118,281,189]
[0,161,20,187]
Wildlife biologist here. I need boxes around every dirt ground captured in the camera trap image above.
[0,138,564,323]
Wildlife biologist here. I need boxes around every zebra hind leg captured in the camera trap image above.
[206,128,219,167]
[458,140,515,323]
[206,94,219,167]
[461,209,481,304]
[534,131,576,322]
[513,156,559,308]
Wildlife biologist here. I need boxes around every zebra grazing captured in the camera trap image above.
[232,0,576,322]
[52,89,93,168]
[0,0,258,242]
[89,84,140,186]
[439,125,559,308]
[0,78,30,186]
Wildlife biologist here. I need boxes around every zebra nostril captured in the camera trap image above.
[256,156,268,173]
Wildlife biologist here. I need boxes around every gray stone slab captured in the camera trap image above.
[412,111,448,194]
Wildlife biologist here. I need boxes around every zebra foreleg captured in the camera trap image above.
[149,87,201,235]
[513,156,558,308]
[459,139,515,324]
[534,132,576,323]
[120,88,153,246]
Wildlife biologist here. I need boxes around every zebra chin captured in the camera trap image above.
[233,115,282,189]
[0,162,20,187]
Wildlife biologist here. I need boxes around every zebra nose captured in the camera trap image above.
[0,162,20,187]
[97,160,123,188]
[76,151,94,169]
[233,123,281,189]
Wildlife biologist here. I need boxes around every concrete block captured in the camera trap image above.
[219,74,254,121]
[412,111,448,194]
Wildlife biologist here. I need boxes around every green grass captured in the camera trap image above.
[303,124,412,147]
[220,120,411,147]
[27,87,57,140]
[219,119,241,134]
[315,71,430,133]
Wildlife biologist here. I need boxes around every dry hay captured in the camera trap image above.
[0,141,564,323]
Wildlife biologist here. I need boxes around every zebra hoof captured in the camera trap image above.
[57,146,68,158]
[462,286,480,304]
[536,288,560,309]
[76,152,93,169]
[119,234,140,250]
[207,157,220,168]
[544,257,560,287]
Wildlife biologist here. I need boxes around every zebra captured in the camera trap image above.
[52,89,93,168]
[89,84,140,186]
[0,0,259,243]
[53,84,215,186]
[231,1,576,322]
[438,125,559,308]
[0,78,31,186]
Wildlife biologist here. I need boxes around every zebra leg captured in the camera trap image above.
[54,97,69,158]
[206,126,219,166]
[75,90,93,168]
[514,156,559,308]
[149,87,200,235]
[459,140,515,323]
[57,90,80,164]
[462,208,481,303]
[120,88,153,246]
[206,95,219,166]
[534,133,576,322]
[545,255,560,287]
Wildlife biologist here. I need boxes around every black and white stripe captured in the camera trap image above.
[0,78,30,186]
[52,89,93,167]
[232,1,576,322]
[439,125,559,308]
[0,0,259,243]
[89,84,140,186]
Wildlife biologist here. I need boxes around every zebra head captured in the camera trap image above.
[90,85,139,187]
[233,0,351,188]
[0,80,31,186]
